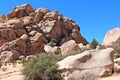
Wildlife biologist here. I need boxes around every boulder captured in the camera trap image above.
[7,4,34,19]
[0,50,20,63]
[13,38,27,55]
[7,19,23,29]
[0,15,7,23]
[60,40,81,56]
[34,8,50,23]
[57,48,114,80]
[29,31,45,42]
[44,45,53,53]
[28,42,44,54]
[103,28,120,46]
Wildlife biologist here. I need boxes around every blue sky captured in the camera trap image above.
[0,0,120,43]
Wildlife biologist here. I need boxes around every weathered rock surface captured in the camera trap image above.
[60,40,81,56]
[0,50,20,62]
[0,4,88,62]
[57,48,114,80]
[103,28,120,46]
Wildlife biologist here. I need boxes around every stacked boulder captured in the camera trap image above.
[0,4,88,62]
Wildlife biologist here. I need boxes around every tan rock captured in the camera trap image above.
[60,40,81,56]
[57,48,114,80]
[0,50,20,62]
[23,16,34,26]
[7,19,23,29]
[29,31,45,42]
[20,34,28,41]
[44,45,53,53]
[103,28,120,46]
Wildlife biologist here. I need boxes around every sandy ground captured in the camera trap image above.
[0,63,119,80]
[0,63,24,80]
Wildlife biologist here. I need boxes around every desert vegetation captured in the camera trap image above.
[23,53,63,80]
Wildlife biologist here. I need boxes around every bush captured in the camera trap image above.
[114,53,120,58]
[23,53,62,80]
[90,39,98,49]
[48,39,57,47]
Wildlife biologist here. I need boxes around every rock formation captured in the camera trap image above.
[103,28,120,46]
[57,48,114,80]
[0,4,88,62]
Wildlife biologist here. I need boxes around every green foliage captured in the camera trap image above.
[23,53,62,80]
[48,39,57,47]
[90,39,98,49]
[114,53,120,58]
[50,39,57,43]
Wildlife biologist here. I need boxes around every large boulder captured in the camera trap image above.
[57,48,114,80]
[7,4,35,19]
[60,40,81,56]
[103,28,120,46]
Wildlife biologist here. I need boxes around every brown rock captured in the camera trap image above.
[60,40,81,56]
[14,29,27,37]
[7,4,34,19]
[29,42,44,54]
[0,15,7,23]
[8,29,16,40]
[22,4,35,15]
[34,8,50,23]
[57,48,114,80]
[13,38,27,55]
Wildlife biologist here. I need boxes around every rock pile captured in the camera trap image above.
[0,4,88,62]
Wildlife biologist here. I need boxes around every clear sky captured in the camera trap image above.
[0,0,120,43]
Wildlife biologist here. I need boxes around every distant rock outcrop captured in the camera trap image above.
[103,28,120,46]
[0,4,88,62]
[57,48,114,80]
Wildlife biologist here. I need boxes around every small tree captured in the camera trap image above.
[90,39,98,49]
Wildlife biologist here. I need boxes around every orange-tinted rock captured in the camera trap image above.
[7,4,34,19]
[29,42,44,55]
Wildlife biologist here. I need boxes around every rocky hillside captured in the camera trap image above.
[0,4,88,62]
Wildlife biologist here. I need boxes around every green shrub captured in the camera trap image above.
[90,39,98,49]
[114,53,120,58]
[23,53,62,80]
[48,39,57,47]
